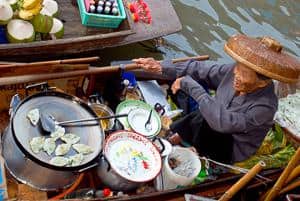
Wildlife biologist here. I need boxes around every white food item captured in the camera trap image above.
[0,0,13,25]
[49,18,64,38]
[43,138,56,155]
[55,143,71,156]
[69,153,84,166]
[29,136,45,154]
[72,144,93,155]
[275,90,300,135]
[50,156,70,166]
[27,108,40,126]
[7,19,35,43]
[61,133,80,145]
[40,0,58,16]
[50,125,65,140]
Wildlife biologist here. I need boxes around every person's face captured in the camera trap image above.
[233,63,264,94]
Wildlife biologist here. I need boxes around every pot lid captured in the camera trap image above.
[104,131,162,183]
[224,34,300,83]
[11,91,104,171]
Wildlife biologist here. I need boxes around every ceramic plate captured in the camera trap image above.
[128,108,161,137]
[104,131,162,182]
[116,100,153,129]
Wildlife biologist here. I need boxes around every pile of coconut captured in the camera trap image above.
[0,0,64,43]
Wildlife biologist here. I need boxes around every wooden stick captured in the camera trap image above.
[0,55,209,86]
[0,56,100,68]
[218,161,265,201]
[284,165,300,185]
[0,64,89,77]
[279,179,300,195]
[264,147,300,201]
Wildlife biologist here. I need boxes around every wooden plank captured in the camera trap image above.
[0,76,84,112]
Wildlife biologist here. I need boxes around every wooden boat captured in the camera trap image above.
[0,0,182,59]
[0,56,297,201]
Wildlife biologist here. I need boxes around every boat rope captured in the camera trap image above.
[199,156,272,184]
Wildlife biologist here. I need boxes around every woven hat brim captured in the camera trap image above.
[224,43,299,83]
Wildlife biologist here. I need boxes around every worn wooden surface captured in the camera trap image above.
[0,0,181,59]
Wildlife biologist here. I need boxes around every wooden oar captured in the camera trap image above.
[0,55,209,86]
[0,56,100,68]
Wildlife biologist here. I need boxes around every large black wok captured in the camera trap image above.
[10,85,104,171]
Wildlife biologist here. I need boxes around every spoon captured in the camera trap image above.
[40,113,128,133]
[144,110,152,131]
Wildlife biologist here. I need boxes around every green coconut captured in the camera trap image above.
[6,19,35,43]
[49,17,63,39]
[31,13,53,33]
[0,0,13,25]
[40,0,58,17]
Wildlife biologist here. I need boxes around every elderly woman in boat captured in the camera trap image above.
[133,34,300,164]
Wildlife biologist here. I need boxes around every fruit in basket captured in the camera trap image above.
[22,0,42,10]
[6,19,35,43]
[40,0,58,17]
[19,2,42,20]
[0,0,13,25]
[31,13,53,33]
[49,17,63,38]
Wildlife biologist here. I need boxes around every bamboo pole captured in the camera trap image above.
[264,147,300,201]
[0,56,100,69]
[279,179,300,195]
[0,64,89,77]
[0,55,209,86]
[284,165,300,185]
[218,161,265,201]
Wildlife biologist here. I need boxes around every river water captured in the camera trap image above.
[100,0,299,64]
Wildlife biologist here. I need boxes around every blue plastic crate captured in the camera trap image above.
[77,0,127,28]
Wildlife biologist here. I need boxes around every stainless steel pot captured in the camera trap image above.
[88,94,115,131]
[1,126,79,191]
[96,156,141,191]
[95,131,163,192]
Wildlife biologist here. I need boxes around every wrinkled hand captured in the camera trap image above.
[171,77,184,94]
[132,58,162,73]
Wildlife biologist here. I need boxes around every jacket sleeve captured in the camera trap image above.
[161,59,233,89]
[180,76,276,133]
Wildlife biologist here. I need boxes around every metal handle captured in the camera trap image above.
[25,82,50,97]
[9,94,21,117]
[154,103,165,116]
[58,114,128,125]
[152,136,165,154]
[88,94,104,104]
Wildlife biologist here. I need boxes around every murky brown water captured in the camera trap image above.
[100,0,299,64]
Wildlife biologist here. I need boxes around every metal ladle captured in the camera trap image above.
[144,110,152,131]
[40,112,128,133]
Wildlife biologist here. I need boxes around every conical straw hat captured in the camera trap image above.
[224,34,300,83]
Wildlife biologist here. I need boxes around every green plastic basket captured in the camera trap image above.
[77,0,127,28]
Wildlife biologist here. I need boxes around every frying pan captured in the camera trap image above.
[11,84,104,171]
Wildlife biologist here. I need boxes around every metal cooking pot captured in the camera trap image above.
[96,131,163,191]
[8,83,105,171]
[96,156,141,191]
[1,125,79,191]
[88,94,115,131]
